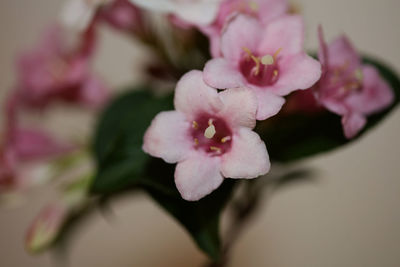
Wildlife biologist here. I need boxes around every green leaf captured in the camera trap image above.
[141,158,236,260]
[257,55,400,162]
[91,88,173,194]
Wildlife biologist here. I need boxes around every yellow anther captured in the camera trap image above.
[192,121,199,129]
[273,48,282,60]
[273,70,279,76]
[194,138,199,145]
[261,54,274,65]
[204,121,216,139]
[221,136,231,143]
[249,1,259,12]
[354,68,363,81]
[210,146,222,153]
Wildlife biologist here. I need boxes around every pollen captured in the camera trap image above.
[204,120,216,139]
[221,136,231,143]
[273,70,279,76]
[261,54,274,65]
[194,138,199,145]
[192,120,199,129]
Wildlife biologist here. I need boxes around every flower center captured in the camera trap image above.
[190,114,232,156]
[327,63,364,99]
[239,47,281,86]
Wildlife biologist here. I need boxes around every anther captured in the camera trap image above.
[251,55,261,75]
[221,136,231,143]
[210,146,222,153]
[192,121,199,129]
[194,138,199,145]
[273,70,279,76]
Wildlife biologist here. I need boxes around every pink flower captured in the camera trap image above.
[16,26,108,109]
[200,0,289,57]
[204,15,321,120]
[25,202,68,252]
[129,0,222,26]
[0,127,72,193]
[316,27,394,138]
[143,71,270,201]
[99,0,143,31]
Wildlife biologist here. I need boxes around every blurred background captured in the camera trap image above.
[0,0,399,266]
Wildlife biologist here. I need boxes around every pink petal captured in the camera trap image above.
[327,35,361,69]
[257,0,289,25]
[174,70,222,118]
[218,87,257,129]
[203,58,245,89]
[79,75,109,108]
[221,128,270,179]
[13,128,73,161]
[220,15,263,64]
[258,15,304,56]
[317,25,329,69]
[275,53,322,96]
[143,111,192,164]
[346,65,394,115]
[252,89,286,120]
[342,113,366,139]
[175,154,223,201]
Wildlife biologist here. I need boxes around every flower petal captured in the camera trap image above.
[143,111,192,164]
[327,35,361,69]
[346,65,394,115]
[257,0,289,25]
[220,15,263,64]
[258,15,304,56]
[218,87,257,129]
[175,154,223,201]
[221,128,270,179]
[174,70,222,118]
[275,54,322,96]
[203,58,245,89]
[342,113,366,139]
[252,89,286,120]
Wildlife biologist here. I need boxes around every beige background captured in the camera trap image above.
[1,0,400,266]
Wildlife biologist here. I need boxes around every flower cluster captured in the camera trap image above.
[139,0,394,200]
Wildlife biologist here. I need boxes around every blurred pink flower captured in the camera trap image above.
[200,0,289,57]
[316,27,394,138]
[143,71,270,201]
[129,0,221,26]
[204,15,321,120]
[0,126,73,193]
[25,202,68,253]
[100,0,143,31]
[15,26,108,109]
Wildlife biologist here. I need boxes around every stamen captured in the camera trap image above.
[192,121,199,129]
[251,55,261,75]
[273,48,282,60]
[204,120,216,139]
[194,138,199,145]
[242,47,253,58]
[261,54,274,65]
[210,146,222,153]
[273,70,279,76]
[354,68,363,81]
[221,136,231,143]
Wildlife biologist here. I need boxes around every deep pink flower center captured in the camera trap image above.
[190,114,232,156]
[239,48,281,87]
